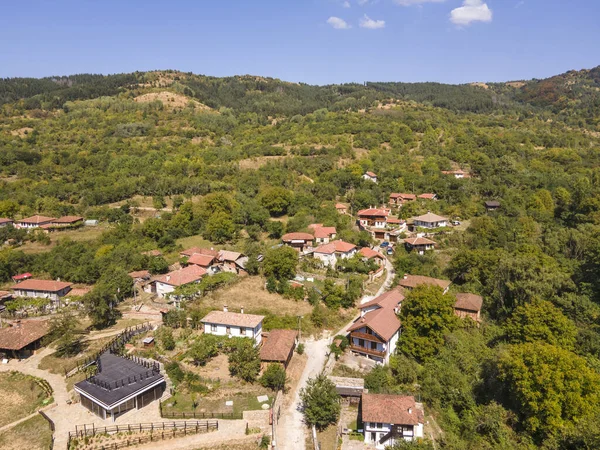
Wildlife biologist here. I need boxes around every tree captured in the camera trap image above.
[496,342,600,442]
[300,374,341,430]
[505,299,577,349]
[263,246,298,281]
[398,285,458,361]
[228,339,261,382]
[49,309,83,357]
[189,335,220,366]
[204,211,235,243]
[259,187,293,216]
[259,363,287,391]
[158,326,175,351]
[84,284,122,329]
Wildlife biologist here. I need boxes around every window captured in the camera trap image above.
[240,327,246,336]
[370,341,378,350]
[358,339,365,347]
[376,423,382,429]
[226,326,231,335]
[370,432,377,443]
[210,324,217,332]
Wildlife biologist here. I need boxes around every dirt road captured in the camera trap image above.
[276,337,331,450]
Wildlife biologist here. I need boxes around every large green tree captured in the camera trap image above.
[398,285,458,361]
[263,246,298,281]
[300,374,341,430]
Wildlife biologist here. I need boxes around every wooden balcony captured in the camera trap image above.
[349,344,386,358]
[350,331,384,344]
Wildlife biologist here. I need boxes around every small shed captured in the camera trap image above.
[142,337,155,348]
[260,329,297,369]
[328,376,365,403]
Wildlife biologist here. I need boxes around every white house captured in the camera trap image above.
[10,279,72,302]
[412,212,448,229]
[361,393,424,449]
[362,171,378,183]
[201,307,264,345]
[404,236,436,255]
[312,240,357,267]
[152,265,206,300]
[348,289,403,364]
[16,215,56,229]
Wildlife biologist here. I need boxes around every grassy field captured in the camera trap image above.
[17,225,109,254]
[316,425,340,450]
[202,276,313,318]
[163,384,271,416]
[38,336,113,375]
[0,414,53,450]
[0,372,52,428]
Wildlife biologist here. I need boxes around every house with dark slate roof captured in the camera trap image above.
[74,353,165,421]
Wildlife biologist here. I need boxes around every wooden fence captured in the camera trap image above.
[68,420,218,449]
[159,408,242,420]
[65,322,153,377]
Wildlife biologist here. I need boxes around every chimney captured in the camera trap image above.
[408,408,412,414]
[223,305,228,312]
[166,275,171,283]
[404,274,408,279]
[240,307,244,314]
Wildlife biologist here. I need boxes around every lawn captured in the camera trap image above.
[162,384,272,417]
[0,372,53,428]
[17,225,109,254]
[0,414,53,450]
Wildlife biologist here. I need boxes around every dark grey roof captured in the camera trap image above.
[75,353,164,408]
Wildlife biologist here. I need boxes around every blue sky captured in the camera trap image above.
[1,0,599,85]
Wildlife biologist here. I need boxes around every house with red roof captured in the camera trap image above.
[361,393,424,448]
[358,208,406,241]
[388,193,416,207]
[417,193,437,201]
[357,208,390,229]
[0,218,14,228]
[11,279,72,302]
[358,247,386,266]
[309,224,337,245]
[335,203,347,214]
[16,215,56,229]
[312,240,357,267]
[348,289,404,364]
[152,265,206,300]
[281,232,314,252]
[454,293,483,323]
[362,171,378,183]
[404,236,436,254]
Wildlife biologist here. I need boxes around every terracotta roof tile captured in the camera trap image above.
[0,320,50,351]
[11,279,72,292]
[282,232,314,242]
[360,288,404,311]
[187,254,216,267]
[0,218,14,225]
[19,215,56,224]
[260,329,297,362]
[413,212,448,223]
[404,237,437,246]
[361,394,423,425]
[335,203,347,209]
[454,293,483,312]
[359,247,385,260]
[365,171,377,177]
[201,310,264,328]
[155,265,206,286]
[417,193,437,200]
[357,208,390,217]
[180,247,219,257]
[52,216,84,224]
[348,306,400,342]
[314,240,356,255]
[128,270,151,279]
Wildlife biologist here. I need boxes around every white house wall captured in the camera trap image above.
[203,323,263,345]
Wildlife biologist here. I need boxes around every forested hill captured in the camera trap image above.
[1,66,599,125]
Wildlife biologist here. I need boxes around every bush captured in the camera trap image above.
[259,363,287,391]
[165,362,185,385]
[296,343,305,355]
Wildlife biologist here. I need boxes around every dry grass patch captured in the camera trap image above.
[0,372,52,428]
[0,414,53,450]
[38,336,113,375]
[134,91,212,111]
[9,127,34,137]
[239,155,288,170]
[203,277,313,317]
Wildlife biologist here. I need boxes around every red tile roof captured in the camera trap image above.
[155,265,206,286]
[454,293,483,312]
[0,321,50,351]
[386,218,404,224]
[413,212,448,223]
[282,232,314,242]
[335,203,347,209]
[19,215,56,224]
[0,218,13,225]
[398,275,451,290]
[309,224,337,239]
[187,253,216,267]
[390,193,416,201]
[404,237,436,246]
[314,240,356,255]
[365,171,377,178]
[0,291,12,300]
[348,306,400,342]
[11,279,72,292]
[418,193,437,200]
[359,247,385,260]
[52,216,84,224]
[260,329,297,362]
[357,208,390,217]
[360,288,404,311]
[201,310,264,328]
[180,247,219,257]
[128,270,151,279]
[361,394,423,425]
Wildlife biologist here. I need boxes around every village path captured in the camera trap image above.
[277,337,331,450]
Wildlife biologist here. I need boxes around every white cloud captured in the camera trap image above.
[357,0,370,5]
[327,16,352,29]
[394,0,446,6]
[343,0,351,7]
[450,0,492,25]
[360,14,385,29]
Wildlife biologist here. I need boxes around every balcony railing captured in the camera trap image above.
[350,331,385,344]
[349,344,386,358]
